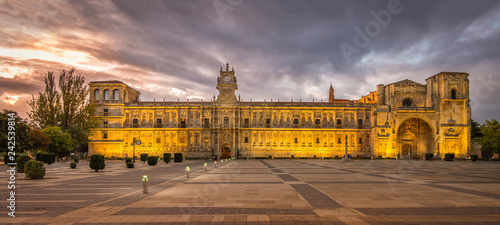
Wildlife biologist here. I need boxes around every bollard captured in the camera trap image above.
[186,166,190,178]
[214,161,217,168]
[204,162,207,171]
[142,175,148,194]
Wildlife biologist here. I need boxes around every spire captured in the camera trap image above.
[220,66,222,71]
[226,63,229,71]
[329,83,335,103]
[232,66,234,71]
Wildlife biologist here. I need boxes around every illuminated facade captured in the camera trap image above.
[88,64,471,159]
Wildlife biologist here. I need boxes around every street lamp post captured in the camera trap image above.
[133,138,136,163]
[133,137,142,163]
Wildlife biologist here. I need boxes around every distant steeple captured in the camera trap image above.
[226,63,229,71]
[329,82,335,103]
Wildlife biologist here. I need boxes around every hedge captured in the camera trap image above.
[126,162,134,168]
[126,158,132,163]
[3,153,15,164]
[70,162,77,169]
[25,160,45,179]
[425,153,433,161]
[174,153,183,163]
[140,153,148,162]
[89,154,105,172]
[16,154,31,173]
[163,153,171,164]
[35,152,56,165]
[444,153,455,161]
[148,156,159,165]
[471,155,478,162]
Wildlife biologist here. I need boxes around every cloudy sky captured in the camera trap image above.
[1,0,499,123]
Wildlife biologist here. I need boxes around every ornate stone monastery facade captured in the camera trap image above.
[88,64,471,159]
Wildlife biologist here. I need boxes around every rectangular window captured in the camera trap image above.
[266,119,271,124]
[103,121,108,128]
[224,117,229,124]
[204,118,209,125]
[103,108,109,116]
[244,118,249,125]
[157,118,162,124]
[315,119,321,125]
[180,118,186,128]
[336,119,342,125]
[358,119,363,126]
[293,119,299,124]
[102,132,108,139]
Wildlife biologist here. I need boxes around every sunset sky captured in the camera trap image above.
[1,0,499,123]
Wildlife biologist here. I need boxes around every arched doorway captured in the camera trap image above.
[221,144,231,159]
[397,118,434,159]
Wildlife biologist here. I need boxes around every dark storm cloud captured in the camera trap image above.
[1,0,499,122]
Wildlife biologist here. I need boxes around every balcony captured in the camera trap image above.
[132,124,139,128]
[397,106,434,111]
[315,125,321,129]
[155,124,163,128]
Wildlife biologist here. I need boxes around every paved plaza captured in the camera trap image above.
[1,159,500,224]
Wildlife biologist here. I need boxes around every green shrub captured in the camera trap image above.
[444,153,455,161]
[3,152,15,164]
[174,153,183,163]
[425,153,433,161]
[126,158,132,163]
[35,152,56,164]
[126,162,134,168]
[74,158,79,163]
[16,154,31,173]
[147,156,159,165]
[24,160,45,179]
[140,153,148,162]
[70,162,77,169]
[163,153,171,164]
[89,154,105,172]
[470,155,478,162]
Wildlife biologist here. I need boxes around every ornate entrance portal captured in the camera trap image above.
[397,118,434,159]
[221,144,231,159]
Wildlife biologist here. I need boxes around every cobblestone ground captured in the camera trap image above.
[1,159,500,224]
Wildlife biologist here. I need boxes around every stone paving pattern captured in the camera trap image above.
[1,159,500,224]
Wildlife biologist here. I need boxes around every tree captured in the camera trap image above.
[27,72,60,129]
[42,126,73,157]
[479,119,500,154]
[471,119,481,139]
[31,129,51,152]
[0,110,33,154]
[27,68,98,151]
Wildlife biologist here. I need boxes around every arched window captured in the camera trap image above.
[294,137,298,143]
[338,137,341,144]
[113,89,120,100]
[402,98,412,107]
[94,89,100,101]
[316,137,320,143]
[359,138,363,144]
[156,137,161,144]
[104,89,110,100]
[244,137,248,143]
[451,89,457,99]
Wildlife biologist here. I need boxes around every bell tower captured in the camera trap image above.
[216,63,238,104]
[328,82,335,103]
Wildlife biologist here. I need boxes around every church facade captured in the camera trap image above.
[88,64,471,159]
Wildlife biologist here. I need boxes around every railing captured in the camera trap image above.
[155,124,163,128]
[397,107,434,111]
